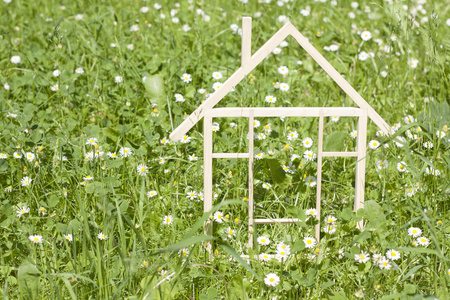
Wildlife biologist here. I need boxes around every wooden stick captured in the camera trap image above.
[355,109,368,231]
[241,17,252,67]
[254,218,301,224]
[203,114,213,254]
[315,110,324,241]
[248,110,254,249]
[204,107,364,118]
[212,153,250,159]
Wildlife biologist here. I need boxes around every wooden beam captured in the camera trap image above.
[203,114,213,255]
[315,110,324,241]
[241,17,252,67]
[212,153,250,159]
[254,218,302,224]
[355,109,368,231]
[322,152,358,157]
[248,111,255,249]
[205,107,363,118]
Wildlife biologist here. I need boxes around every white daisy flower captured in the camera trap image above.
[279,82,289,91]
[306,208,317,217]
[254,151,264,160]
[147,190,158,198]
[257,236,270,246]
[187,191,197,200]
[397,161,407,172]
[416,236,430,247]
[305,176,317,187]
[97,232,108,240]
[213,211,224,223]
[265,95,277,103]
[378,256,392,270]
[212,82,222,91]
[10,56,21,64]
[28,235,43,244]
[17,206,30,218]
[303,237,316,248]
[386,249,401,260]
[119,147,132,157]
[376,159,388,170]
[264,273,280,287]
[64,234,73,241]
[212,72,223,80]
[360,30,372,41]
[287,131,298,141]
[355,251,370,263]
[368,140,380,150]
[303,150,316,161]
[180,135,191,144]
[181,73,192,83]
[21,176,32,186]
[162,215,173,225]
[174,93,185,102]
[408,227,422,237]
[137,163,148,176]
[277,66,289,76]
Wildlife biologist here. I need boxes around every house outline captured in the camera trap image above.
[169,17,393,248]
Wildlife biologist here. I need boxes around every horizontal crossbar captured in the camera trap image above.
[212,153,250,158]
[254,218,301,224]
[205,107,366,118]
[322,151,358,157]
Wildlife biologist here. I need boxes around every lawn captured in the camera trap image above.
[0,0,449,299]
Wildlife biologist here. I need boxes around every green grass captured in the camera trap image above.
[0,0,449,299]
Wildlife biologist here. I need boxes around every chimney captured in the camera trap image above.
[241,17,252,67]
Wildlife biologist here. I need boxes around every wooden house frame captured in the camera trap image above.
[170,18,393,248]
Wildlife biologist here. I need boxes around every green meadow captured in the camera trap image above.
[0,0,449,298]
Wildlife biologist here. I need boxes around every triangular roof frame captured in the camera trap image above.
[170,18,393,142]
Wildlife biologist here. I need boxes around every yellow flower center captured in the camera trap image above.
[270,278,274,282]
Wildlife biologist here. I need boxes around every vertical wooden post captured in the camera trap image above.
[355,109,368,231]
[248,110,255,248]
[203,113,213,253]
[315,110,324,241]
[241,17,252,67]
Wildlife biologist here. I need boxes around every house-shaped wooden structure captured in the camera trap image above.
[170,18,393,248]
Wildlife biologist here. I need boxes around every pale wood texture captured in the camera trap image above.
[322,152,358,157]
[203,115,213,254]
[212,153,250,159]
[315,111,324,241]
[205,107,364,118]
[241,17,252,67]
[254,218,301,224]
[248,110,255,249]
[170,19,393,142]
[355,109,368,231]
